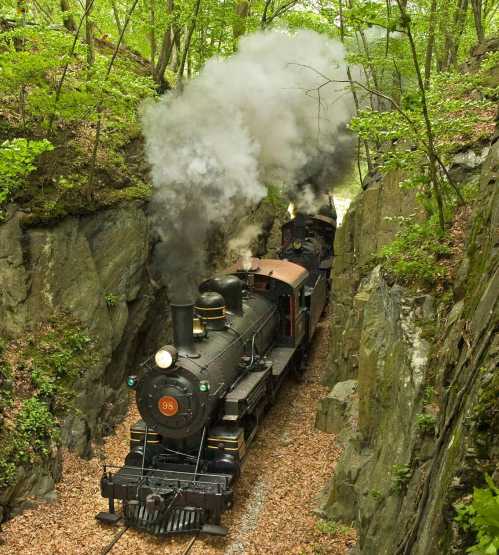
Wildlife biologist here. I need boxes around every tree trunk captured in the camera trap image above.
[424,0,437,89]
[396,0,445,230]
[470,0,485,42]
[149,0,156,73]
[60,0,77,31]
[177,0,202,81]
[111,0,124,38]
[338,0,373,172]
[449,0,469,66]
[233,0,249,48]
[154,0,175,90]
[441,0,468,70]
[436,0,450,70]
[85,0,95,68]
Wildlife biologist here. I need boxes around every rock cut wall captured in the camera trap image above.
[318,140,498,554]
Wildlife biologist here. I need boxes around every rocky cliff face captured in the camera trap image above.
[317,140,498,554]
[326,171,424,387]
[0,202,166,520]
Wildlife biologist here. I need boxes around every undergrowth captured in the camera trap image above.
[0,25,155,219]
[0,316,93,488]
[379,216,452,286]
[315,518,354,536]
[0,138,53,217]
[454,475,499,555]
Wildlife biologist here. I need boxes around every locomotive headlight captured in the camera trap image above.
[155,345,177,369]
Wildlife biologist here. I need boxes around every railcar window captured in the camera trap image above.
[278,295,292,336]
[299,287,306,309]
[254,275,270,290]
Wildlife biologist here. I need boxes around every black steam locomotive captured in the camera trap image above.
[96,204,336,537]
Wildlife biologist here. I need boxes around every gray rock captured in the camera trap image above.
[0,207,28,336]
[452,147,490,169]
[318,141,499,554]
[316,379,358,435]
[0,203,164,519]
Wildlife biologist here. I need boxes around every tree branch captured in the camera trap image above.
[288,63,464,205]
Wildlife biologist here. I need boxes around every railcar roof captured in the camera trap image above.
[312,214,336,226]
[281,214,336,228]
[226,258,309,289]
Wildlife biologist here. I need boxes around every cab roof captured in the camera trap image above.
[226,258,309,289]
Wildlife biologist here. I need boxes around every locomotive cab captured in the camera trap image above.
[228,257,309,348]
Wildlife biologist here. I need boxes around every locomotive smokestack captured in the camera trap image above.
[171,303,197,357]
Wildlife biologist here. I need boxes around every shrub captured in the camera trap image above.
[391,463,412,493]
[105,293,120,307]
[454,475,499,554]
[0,397,60,488]
[0,138,54,207]
[416,413,437,435]
[315,519,353,536]
[380,219,451,285]
[15,397,60,463]
[0,319,93,491]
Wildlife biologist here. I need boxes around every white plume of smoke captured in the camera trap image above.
[227,224,262,271]
[143,29,354,303]
[294,185,333,215]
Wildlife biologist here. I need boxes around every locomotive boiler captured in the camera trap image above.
[96,207,336,537]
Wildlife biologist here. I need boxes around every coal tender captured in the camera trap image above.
[97,210,336,537]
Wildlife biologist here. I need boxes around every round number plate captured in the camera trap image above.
[158,395,179,416]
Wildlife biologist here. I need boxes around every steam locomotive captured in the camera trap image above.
[96,203,336,537]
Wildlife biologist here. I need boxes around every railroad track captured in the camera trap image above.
[101,526,199,555]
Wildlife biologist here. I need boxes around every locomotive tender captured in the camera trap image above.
[96,205,336,537]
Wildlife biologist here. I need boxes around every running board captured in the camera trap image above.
[223,368,270,421]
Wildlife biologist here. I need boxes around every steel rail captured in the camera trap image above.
[101,525,129,555]
[180,532,199,555]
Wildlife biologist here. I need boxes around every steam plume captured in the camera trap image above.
[143,30,354,302]
[227,224,262,271]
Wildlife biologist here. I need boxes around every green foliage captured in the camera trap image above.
[0,319,92,489]
[391,464,412,493]
[416,412,437,435]
[0,459,16,489]
[370,489,383,499]
[349,59,497,219]
[454,476,499,554]
[380,217,451,285]
[423,385,435,405]
[0,359,13,414]
[105,293,120,307]
[0,397,59,487]
[0,138,54,206]
[264,183,288,211]
[16,397,60,462]
[315,519,353,536]
[27,321,91,411]
[0,27,155,133]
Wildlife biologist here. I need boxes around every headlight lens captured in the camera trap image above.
[155,346,177,369]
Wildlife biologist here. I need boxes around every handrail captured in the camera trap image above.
[103,464,231,488]
[103,463,230,479]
